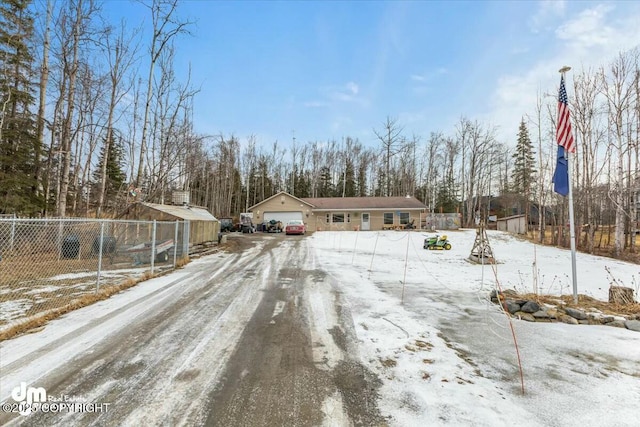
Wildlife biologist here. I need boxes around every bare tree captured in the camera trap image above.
[570,69,608,252]
[601,51,636,256]
[457,118,496,226]
[373,116,405,196]
[96,20,139,217]
[74,62,106,215]
[243,135,257,212]
[56,0,91,217]
[529,91,555,243]
[34,0,53,207]
[421,132,444,212]
[135,0,191,189]
[144,46,197,203]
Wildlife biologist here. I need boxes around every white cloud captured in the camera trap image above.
[410,68,447,83]
[303,101,328,108]
[318,81,369,107]
[529,0,566,33]
[329,91,356,102]
[330,116,354,132]
[303,82,365,111]
[485,3,640,145]
[408,68,448,96]
[555,4,616,50]
[346,81,359,95]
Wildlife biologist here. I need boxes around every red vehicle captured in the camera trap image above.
[285,220,306,235]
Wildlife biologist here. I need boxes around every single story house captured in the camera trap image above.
[248,191,428,232]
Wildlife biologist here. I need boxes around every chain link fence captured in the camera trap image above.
[0,218,190,334]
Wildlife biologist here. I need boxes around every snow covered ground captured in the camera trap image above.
[1,229,639,426]
[311,229,640,426]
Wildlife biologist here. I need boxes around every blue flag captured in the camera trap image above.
[552,145,569,196]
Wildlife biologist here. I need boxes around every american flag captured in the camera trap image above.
[556,75,575,153]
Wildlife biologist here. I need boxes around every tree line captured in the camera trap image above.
[0,1,638,255]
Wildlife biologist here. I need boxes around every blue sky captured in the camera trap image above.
[104,0,640,149]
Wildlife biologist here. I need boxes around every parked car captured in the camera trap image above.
[284,219,306,235]
[220,217,234,232]
[240,213,255,233]
[265,219,283,233]
[241,221,255,233]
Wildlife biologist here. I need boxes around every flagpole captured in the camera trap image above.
[559,66,578,304]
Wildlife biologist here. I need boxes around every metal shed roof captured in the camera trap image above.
[142,203,219,221]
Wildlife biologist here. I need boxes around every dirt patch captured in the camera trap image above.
[414,339,433,350]
[380,358,397,368]
[332,361,386,426]
[437,331,484,378]
[329,326,348,352]
[220,233,270,254]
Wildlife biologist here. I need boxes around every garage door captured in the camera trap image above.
[264,211,303,224]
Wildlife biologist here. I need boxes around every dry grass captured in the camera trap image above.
[175,255,190,268]
[524,228,640,264]
[517,229,640,316]
[518,292,640,317]
[0,261,182,342]
[0,278,138,341]
[380,357,398,368]
[0,251,136,287]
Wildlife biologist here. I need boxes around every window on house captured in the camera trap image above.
[347,213,351,223]
[384,212,393,224]
[399,212,410,224]
[326,213,330,223]
[332,213,345,223]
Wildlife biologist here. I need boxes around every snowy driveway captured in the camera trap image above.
[1,230,640,427]
[0,233,382,426]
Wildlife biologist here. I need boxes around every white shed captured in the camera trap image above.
[496,214,527,234]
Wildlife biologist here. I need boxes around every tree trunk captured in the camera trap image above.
[57,0,83,217]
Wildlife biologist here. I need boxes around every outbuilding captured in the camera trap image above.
[496,214,527,234]
[119,202,220,246]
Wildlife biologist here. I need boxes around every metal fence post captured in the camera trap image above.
[10,216,16,252]
[173,220,179,268]
[150,219,157,275]
[183,220,190,258]
[57,220,64,261]
[96,221,105,292]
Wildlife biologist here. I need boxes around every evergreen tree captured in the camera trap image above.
[357,162,367,196]
[294,170,310,198]
[255,158,274,201]
[0,0,39,214]
[336,158,356,197]
[512,119,536,195]
[318,166,333,197]
[92,135,126,212]
[435,175,459,213]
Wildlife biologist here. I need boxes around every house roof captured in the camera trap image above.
[141,202,219,221]
[302,196,427,211]
[248,191,314,211]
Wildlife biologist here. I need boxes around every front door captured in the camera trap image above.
[361,213,370,231]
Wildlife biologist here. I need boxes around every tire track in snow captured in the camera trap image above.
[0,240,277,426]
